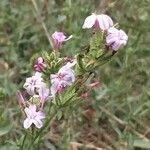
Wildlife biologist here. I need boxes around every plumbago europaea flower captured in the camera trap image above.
[50,61,76,96]
[82,13,113,30]
[106,27,128,51]
[17,12,128,149]
[24,105,45,129]
[52,31,72,50]
[23,72,45,95]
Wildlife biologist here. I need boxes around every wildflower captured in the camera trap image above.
[38,86,51,103]
[50,64,75,95]
[34,57,47,72]
[23,105,45,129]
[23,72,45,95]
[106,27,128,51]
[82,13,113,30]
[17,90,25,106]
[52,31,72,49]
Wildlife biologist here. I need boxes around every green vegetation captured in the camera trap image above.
[0,0,150,149]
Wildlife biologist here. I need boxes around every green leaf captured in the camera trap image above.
[44,140,57,150]
[57,110,63,120]
[0,88,5,101]
[134,139,150,149]
[127,133,134,150]
[0,120,12,136]
[0,145,17,150]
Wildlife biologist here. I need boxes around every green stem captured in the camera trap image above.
[33,112,56,143]
[20,132,27,150]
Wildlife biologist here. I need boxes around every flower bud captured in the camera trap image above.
[34,57,47,72]
[17,90,25,106]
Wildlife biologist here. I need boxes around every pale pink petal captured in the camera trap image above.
[112,42,120,51]
[33,119,43,129]
[106,27,128,51]
[52,32,66,42]
[24,107,33,117]
[23,118,33,129]
[37,57,43,63]
[50,74,59,80]
[17,91,25,105]
[29,105,37,112]
[27,86,35,95]
[119,30,128,41]
[51,82,59,96]
[82,14,96,29]
[34,72,42,78]
[97,14,113,30]
[64,35,73,41]
[36,112,46,120]
[39,86,50,102]
[65,59,77,68]
[108,27,118,34]
[106,36,118,44]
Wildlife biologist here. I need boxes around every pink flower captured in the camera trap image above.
[82,13,113,30]
[31,85,53,107]
[23,72,45,95]
[38,86,51,103]
[52,31,72,49]
[23,105,45,129]
[34,57,47,72]
[17,90,25,106]
[50,64,75,95]
[106,27,128,51]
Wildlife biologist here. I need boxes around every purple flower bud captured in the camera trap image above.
[82,13,113,30]
[52,31,72,49]
[17,90,25,106]
[34,57,47,72]
[106,27,128,51]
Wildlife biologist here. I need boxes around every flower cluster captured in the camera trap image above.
[18,59,75,129]
[18,12,128,130]
[83,13,128,51]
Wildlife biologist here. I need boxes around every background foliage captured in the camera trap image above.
[0,0,150,149]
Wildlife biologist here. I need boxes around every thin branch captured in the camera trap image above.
[31,0,53,48]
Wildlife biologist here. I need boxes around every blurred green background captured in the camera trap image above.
[0,0,150,149]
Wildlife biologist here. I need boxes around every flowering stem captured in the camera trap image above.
[28,114,56,150]
[27,103,55,150]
